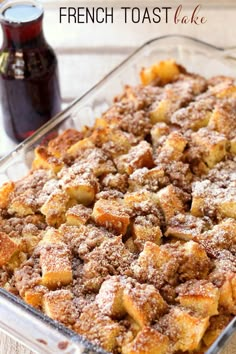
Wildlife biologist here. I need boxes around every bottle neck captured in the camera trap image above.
[1,14,46,49]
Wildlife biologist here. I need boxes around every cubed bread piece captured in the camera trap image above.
[165,307,210,352]
[66,204,92,226]
[177,280,219,316]
[75,148,116,177]
[132,215,162,250]
[101,173,128,194]
[203,315,233,348]
[8,190,36,217]
[124,190,159,216]
[32,146,64,173]
[24,285,47,308]
[91,127,136,158]
[75,304,124,352]
[115,141,154,175]
[40,190,69,227]
[179,241,211,281]
[157,185,185,222]
[208,101,236,140]
[66,137,95,158]
[219,274,236,314]
[164,131,188,153]
[123,283,167,327]
[151,122,170,147]
[40,240,72,289]
[136,242,172,270]
[128,167,166,193]
[149,99,171,124]
[171,97,214,131]
[48,129,83,158]
[0,232,19,266]
[165,213,209,241]
[230,137,236,154]
[196,219,236,256]
[6,250,27,271]
[157,131,188,161]
[43,289,76,326]
[217,194,236,219]
[149,80,194,124]
[92,198,130,235]
[191,128,227,168]
[59,165,98,206]
[140,59,181,85]
[215,85,236,98]
[40,229,64,245]
[191,180,236,219]
[0,181,14,209]
[96,276,126,319]
[122,326,170,354]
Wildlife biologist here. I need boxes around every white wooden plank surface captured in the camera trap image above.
[0,1,236,353]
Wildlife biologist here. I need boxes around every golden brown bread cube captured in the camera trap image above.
[66,137,95,158]
[218,274,236,315]
[208,101,236,140]
[217,195,236,219]
[92,198,130,235]
[47,129,83,158]
[177,280,219,316]
[165,213,209,241]
[40,190,70,227]
[128,166,166,193]
[137,241,172,270]
[215,85,236,98]
[157,131,188,161]
[150,122,170,147]
[179,241,211,280]
[230,137,236,154]
[91,127,135,158]
[39,233,72,289]
[66,204,92,226]
[8,190,37,217]
[157,185,185,222]
[0,232,19,266]
[123,283,168,327]
[40,229,63,245]
[75,304,124,352]
[60,165,98,206]
[124,189,158,213]
[32,146,64,173]
[115,141,154,175]
[140,59,181,86]
[24,285,47,308]
[122,326,170,354]
[203,315,234,348]
[96,276,126,319]
[191,128,227,168]
[0,181,14,209]
[132,215,162,250]
[43,289,76,326]
[149,99,171,124]
[167,307,210,352]
[191,180,236,219]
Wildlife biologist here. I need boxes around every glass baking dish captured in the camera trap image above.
[0,34,236,354]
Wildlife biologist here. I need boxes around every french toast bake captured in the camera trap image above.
[0,59,235,353]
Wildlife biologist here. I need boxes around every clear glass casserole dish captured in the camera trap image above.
[0,34,235,354]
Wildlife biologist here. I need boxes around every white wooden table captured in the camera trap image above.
[0,1,236,353]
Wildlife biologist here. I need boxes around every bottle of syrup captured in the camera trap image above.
[0,0,61,142]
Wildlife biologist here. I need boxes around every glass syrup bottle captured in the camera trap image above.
[0,0,61,142]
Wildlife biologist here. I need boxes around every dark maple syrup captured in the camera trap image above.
[0,1,61,142]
